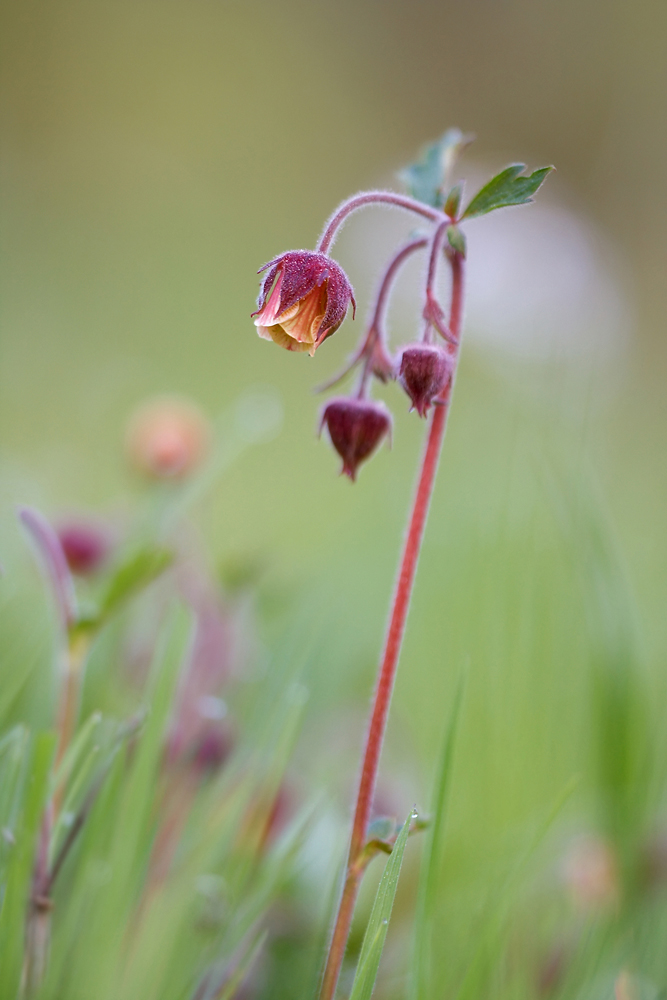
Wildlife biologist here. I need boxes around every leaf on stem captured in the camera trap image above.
[400,129,474,209]
[98,544,173,620]
[462,164,553,219]
[446,225,467,258]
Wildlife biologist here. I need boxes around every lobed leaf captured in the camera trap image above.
[462,164,553,219]
[400,129,474,208]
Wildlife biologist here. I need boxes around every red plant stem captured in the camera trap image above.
[319,251,465,1000]
[423,222,457,346]
[425,222,449,305]
[317,192,445,255]
[316,238,428,396]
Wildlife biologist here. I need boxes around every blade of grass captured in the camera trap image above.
[410,669,465,1000]
[348,807,415,1000]
[0,730,56,1000]
[453,774,579,1000]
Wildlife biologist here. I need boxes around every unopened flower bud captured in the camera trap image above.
[57,520,110,576]
[320,397,391,481]
[126,396,210,480]
[192,723,233,776]
[253,251,355,356]
[398,343,453,417]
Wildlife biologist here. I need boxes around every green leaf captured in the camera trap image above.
[348,808,415,1000]
[216,930,268,1000]
[446,225,467,258]
[367,817,396,842]
[462,164,553,219]
[0,731,56,1000]
[443,183,463,219]
[410,672,465,1000]
[400,129,474,208]
[98,544,173,620]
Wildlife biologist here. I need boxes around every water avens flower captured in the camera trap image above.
[253,251,355,356]
[320,397,391,480]
[398,343,453,417]
[126,397,210,480]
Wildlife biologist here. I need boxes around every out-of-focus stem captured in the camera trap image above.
[316,238,428,396]
[423,223,457,345]
[319,251,465,1000]
[53,629,90,809]
[317,192,444,255]
[25,628,90,993]
[23,804,53,994]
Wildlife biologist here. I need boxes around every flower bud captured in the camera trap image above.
[320,397,391,481]
[125,396,210,480]
[253,251,355,356]
[398,343,453,417]
[192,722,234,776]
[57,520,110,576]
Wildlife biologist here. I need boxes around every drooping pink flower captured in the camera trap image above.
[398,343,453,417]
[320,397,391,481]
[253,251,355,356]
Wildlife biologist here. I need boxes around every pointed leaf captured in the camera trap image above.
[462,164,553,219]
[98,544,173,619]
[400,129,474,208]
[443,182,463,219]
[410,672,465,1000]
[349,808,415,1000]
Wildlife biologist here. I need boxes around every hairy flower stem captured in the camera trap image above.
[319,251,464,1000]
[315,238,427,395]
[317,192,445,255]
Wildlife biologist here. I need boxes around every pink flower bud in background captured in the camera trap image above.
[397,343,453,417]
[320,397,391,481]
[125,396,210,480]
[191,721,234,776]
[562,835,618,911]
[253,251,355,356]
[57,520,110,576]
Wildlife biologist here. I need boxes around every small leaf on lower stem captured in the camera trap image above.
[367,816,396,841]
[446,225,467,257]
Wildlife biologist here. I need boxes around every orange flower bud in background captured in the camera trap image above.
[125,396,210,480]
[253,251,355,356]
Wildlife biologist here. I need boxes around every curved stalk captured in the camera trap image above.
[423,222,457,345]
[317,192,444,255]
[315,237,428,395]
[318,251,465,1000]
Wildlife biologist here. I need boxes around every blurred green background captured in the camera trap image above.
[1,0,667,991]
